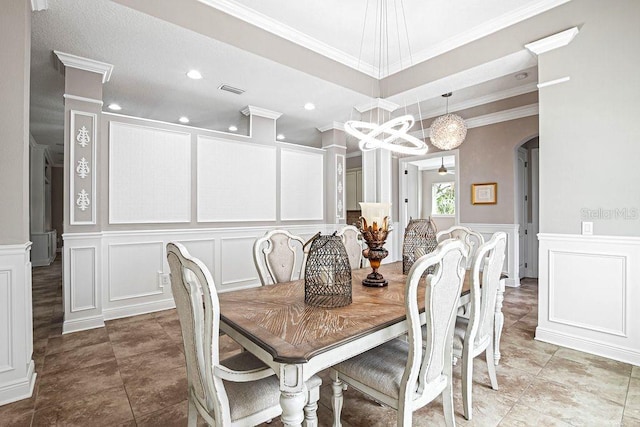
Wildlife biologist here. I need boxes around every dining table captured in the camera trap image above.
[218,261,506,427]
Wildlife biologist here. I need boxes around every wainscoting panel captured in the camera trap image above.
[108,241,164,302]
[63,235,103,334]
[0,269,11,373]
[178,239,216,279]
[280,148,324,221]
[537,233,640,365]
[460,223,519,286]
[0,243,36,405]
[220,237,259,289]
[69,247,97,312]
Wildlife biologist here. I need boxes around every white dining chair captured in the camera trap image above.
[331,239,468,427]
[253,229,307,285]
[335,225,364,270]
[436,226,484,269]
[452,232,507,420]
[167,242,321,426]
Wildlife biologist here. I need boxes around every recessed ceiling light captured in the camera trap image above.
[515,72,529,80]
[178,116,190,124]
[276,134,285,140]
[186,70,202,80]
[108,103,122,111]
[228,125,238,132]
[304,102,315,111]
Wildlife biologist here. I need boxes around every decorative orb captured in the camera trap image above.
[430,113,467,150]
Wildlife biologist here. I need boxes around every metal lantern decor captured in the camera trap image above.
[402,217,438,275]
[304,233,352,308]
[358,203,392,287]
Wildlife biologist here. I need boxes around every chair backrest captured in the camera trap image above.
[436,225,484,269]
[336,225,363,270]
[253,229,306,285]
[401,239,467,401]
[466,232,507,347]
[166,242,230,423]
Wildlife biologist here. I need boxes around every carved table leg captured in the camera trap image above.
[331,371,343,427]
[494,278,505,366]
[280,364,306,427]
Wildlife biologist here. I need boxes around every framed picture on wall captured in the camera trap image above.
[471,183,497,205]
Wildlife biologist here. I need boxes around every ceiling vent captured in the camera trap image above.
[218,84,245,95]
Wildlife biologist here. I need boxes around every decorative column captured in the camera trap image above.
[318,123,348,225]
[0,0,36,405]
[55,51,112,333]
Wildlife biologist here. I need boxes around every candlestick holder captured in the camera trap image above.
[358,216,390,287]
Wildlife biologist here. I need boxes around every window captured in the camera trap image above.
[432,182,455,215]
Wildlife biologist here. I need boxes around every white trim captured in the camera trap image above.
[54,51,113,83]
[415,82,538,121]
[322,144,347,150]
[0,361,36,406]
[30,0,48,11]
[62,315,105,334]
[525,27,579,55]
[102,112,253,140]
[70,110,97,225]
[63,94,103,106]
[410,104,539,139]
[318,122,345,133]
[537,76,570,89]
[197,0,570,78]
[354,98,398,114]
[0,242,32,256]
[346,151,362,159]
[336,154,345,220]
[241,105,282,120]
[536,327,640,366]
[69,246,97,312]
[102,298,176,321]
[538,233,640,245]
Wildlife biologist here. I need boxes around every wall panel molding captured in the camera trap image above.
[537,233,640,365]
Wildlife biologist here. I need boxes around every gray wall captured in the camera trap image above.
[458,116,539,224]
[0,0,31,244]
[539,0,640,236]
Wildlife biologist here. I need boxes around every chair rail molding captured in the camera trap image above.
[0,242,36,406]
[459,223,520,287]
[536,233,640,365]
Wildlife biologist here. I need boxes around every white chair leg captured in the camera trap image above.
[331,371,344,427]
[486,344,499,390]
[443,362,456,427]
[461,348,473,421]
[187,398,198,427]
[304,385,320,427]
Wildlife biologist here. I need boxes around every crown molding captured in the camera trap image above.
[31,0,48,11]
[416,82,538,121]
[355,98,398,114]
[241,105,282,120]
[537,76,570,89]
[525,26,579,55]
[198,0,569,79]
[54,51,113,83]
[409,103,539,139]
[63,94,104,106]
[346,151,362,158]
[317,122,345,132]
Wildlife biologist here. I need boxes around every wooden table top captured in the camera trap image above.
[219,261,473,364]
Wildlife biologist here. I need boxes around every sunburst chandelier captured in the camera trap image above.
[430,93,467,150]
[344,0,428,156]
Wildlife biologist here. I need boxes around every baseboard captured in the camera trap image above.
[102,298,176,321]
[505,278,521,288]
[535,327,640,366]
[62,315,105,334]
[0,361,36,406]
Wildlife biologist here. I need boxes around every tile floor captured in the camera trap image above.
[1,259,639,426]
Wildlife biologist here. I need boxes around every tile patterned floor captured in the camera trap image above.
[1,261,639,426]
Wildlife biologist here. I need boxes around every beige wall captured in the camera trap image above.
[458,116,539,224]
[539,0,640,236]
[0,0,31,244]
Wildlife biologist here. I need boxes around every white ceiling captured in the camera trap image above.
[29,0,569,164]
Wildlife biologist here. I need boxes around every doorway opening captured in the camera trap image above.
[515,137,539,278]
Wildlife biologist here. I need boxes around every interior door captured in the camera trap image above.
[517,147,528,278]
